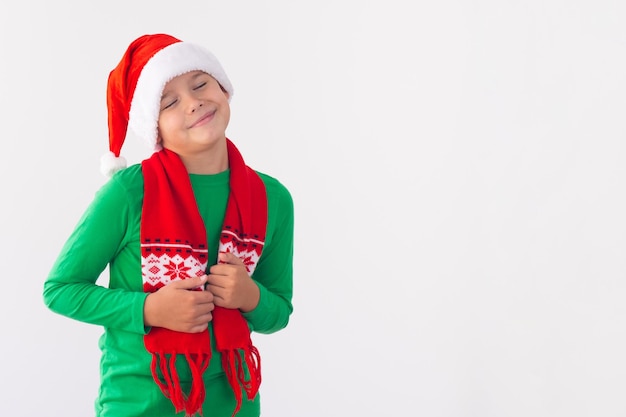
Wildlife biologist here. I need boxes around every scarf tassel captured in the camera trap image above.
[150,352,211,417]
[221,346,262,417]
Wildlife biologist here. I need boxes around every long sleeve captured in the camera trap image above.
[242,174,294,334]
[43,167,148,335]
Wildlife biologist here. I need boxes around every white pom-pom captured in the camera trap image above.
[100,151,128,178]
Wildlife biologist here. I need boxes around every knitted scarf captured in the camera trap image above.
[141,139,267,417]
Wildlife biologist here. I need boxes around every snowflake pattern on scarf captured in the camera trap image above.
[142,248,207,291]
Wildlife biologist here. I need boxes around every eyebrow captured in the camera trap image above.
[160,72,208,101]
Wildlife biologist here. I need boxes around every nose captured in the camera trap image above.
[183,93,203,113]
[189,100,203,113]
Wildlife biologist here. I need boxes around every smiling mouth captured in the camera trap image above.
[189,110,216,128]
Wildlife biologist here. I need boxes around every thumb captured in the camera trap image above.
[169,275,207,290]
[218,251,244,266]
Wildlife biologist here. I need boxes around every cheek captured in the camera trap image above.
[221,103,231,124]
[157,115,177,139]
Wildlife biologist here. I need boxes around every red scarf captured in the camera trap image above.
[141,139,267,416]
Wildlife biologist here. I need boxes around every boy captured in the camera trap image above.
[43,33,294,417]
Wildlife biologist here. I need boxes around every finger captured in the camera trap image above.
[194,290,215,304]
[208,263,228,276]
[205,272,226,287]
[193,301,215,316]
[206,283,225,298]
[218,251,244,266]
[188,319,210,333]
[212,295,228,308]
[170,275,207,290]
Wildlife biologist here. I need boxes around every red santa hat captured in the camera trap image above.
[101,33,234,177]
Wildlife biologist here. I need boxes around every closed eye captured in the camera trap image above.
[162,98,178,110]
[193,82,207,90]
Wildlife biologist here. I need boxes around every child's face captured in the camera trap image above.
[156,70,230,155]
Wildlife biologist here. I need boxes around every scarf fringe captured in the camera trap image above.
[222,346,262,417]
[150,352,211,416]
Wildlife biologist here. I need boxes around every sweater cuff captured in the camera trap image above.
[137,292,152,335]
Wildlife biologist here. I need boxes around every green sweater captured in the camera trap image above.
[43,164,294,416]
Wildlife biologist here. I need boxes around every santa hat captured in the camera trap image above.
[101,33,234,177]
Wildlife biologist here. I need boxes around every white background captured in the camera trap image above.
[2,1,626,416]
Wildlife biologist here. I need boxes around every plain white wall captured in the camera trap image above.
[2,0,626,416]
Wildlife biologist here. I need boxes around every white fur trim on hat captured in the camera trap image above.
[128,42,234,152]
[100,151,128,178]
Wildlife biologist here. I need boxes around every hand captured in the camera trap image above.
[143,275,215,333]
[206,251,260,312]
